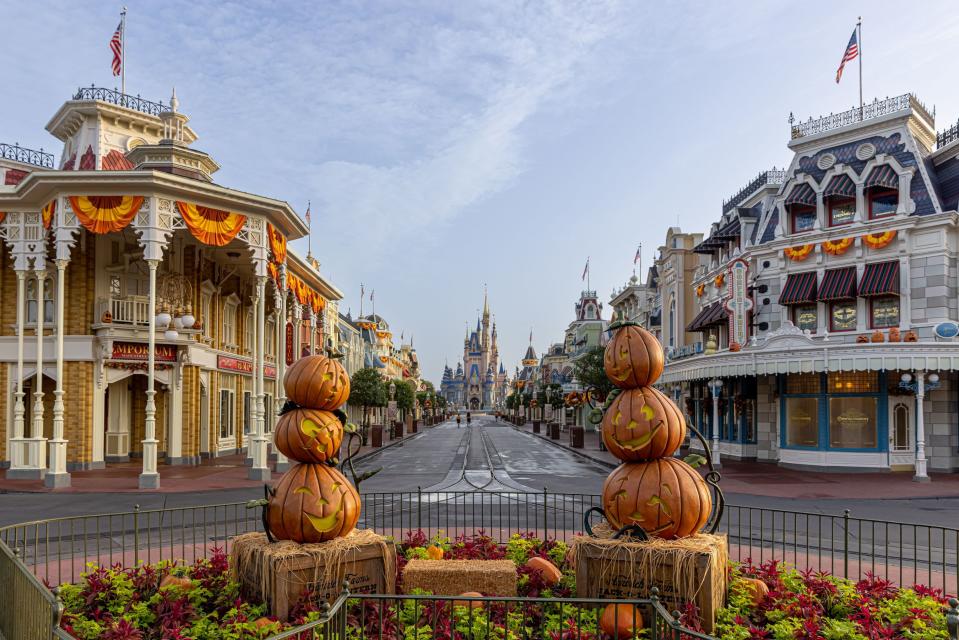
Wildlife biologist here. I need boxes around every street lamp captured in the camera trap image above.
[545,386,552,423]
[708,378,723,468]
[899,371,940,482]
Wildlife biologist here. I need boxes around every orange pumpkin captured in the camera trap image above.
[273,407,343,463]
[267,463,360,543]
[904,330,918,342]
[600,603,643,638]
[603,325,664,389]
[458,592,485,609]
[601,386,685,461]
[601,458,711,540]
[426,545,444,560]
[888,327,901,342]
[740,577,769,606]
[284,355,350,410]
[871,330,885,343]
[526,556,562,586]
[729,341,741,352]
[159,575,192,590]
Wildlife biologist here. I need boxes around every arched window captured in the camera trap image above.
[26,274,55,324]
[586,304,595,319]
[669,298,676,347]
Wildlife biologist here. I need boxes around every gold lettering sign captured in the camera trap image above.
[111,342,177,363]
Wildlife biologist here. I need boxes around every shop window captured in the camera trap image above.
[830,301,857,332]
[223,300,238,346]
[785,373,820,395]
[26,275,55,324]
[266,321,276,357]
[870,296,900,328]
[785,397,819,447]
[868,188,897,219]
[793,304,818,334]
[790,205,816,233]
[219,388,235,439]
[243,391,252,434]
[264,394,274,432]
[828,397,878,448]
[828,197,856,227]
[200,293,212,339]
[827,372,878,394]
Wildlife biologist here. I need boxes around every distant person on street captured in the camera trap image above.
[466,412,472,427]
[456,415,461,428]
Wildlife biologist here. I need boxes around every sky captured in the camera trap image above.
[3,1,959,384]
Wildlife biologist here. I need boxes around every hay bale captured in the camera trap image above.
[568,532,728,633]
[402,559,517,596]
[231,529,396,621]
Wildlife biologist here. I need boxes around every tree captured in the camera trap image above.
[392,378,415,415]
[349,367,387,428]
[572,346,614,401]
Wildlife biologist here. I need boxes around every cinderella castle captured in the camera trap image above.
[440,291,508,410]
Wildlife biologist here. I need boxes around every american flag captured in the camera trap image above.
[835,29,858,84]
[581,257,589,281]
[633,244,641,265]
[304,201,311,225]
[110,21,123,77]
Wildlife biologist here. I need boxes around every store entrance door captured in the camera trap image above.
[888,399,914,471]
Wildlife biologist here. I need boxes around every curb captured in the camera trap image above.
[348,424,434,465]
[498,419,617,470]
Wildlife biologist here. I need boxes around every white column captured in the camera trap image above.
[27,269,47,473]
[274,285,290,472]
[6,270,29,477]
[292,306,302,359]
[249,276,270,481]
[913,372,929,482]
[710,381,722,468]
[168,365,183,464]
[139,259,160,490]
[309,314,316,355]
[45,259,70,487]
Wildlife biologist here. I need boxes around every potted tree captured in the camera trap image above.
[348,367,387,447]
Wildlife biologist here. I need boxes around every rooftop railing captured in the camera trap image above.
[938,119,959,149]
[722,169,786,214]
[0,143,55,169]
[790,93,935,140]
[72,85,166,117]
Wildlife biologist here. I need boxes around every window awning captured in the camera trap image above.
[865,165,899,190]
[785,183,816,206]
[686,301,728,332]
[714,219,741,240]
[818,266,858,301]
[823,174,855,198]
[859,261,900,297]
[780,271,818,305]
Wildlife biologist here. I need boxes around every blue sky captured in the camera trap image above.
[4,1,959,383]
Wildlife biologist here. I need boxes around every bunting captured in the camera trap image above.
[822,237,853,255]
[784,244,815,261]
[0,212,5,225]
[175,201,246,246]
[69,195,144,234]
[863,230,896,249]
[41,200,57,229]
[267,223,287,264]
[267,262,279,286]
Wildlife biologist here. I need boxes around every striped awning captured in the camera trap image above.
[865,165,899,189]
[859,261,900,297]
[780,271,818,305]
[686,301,728,332]
[785,183,816,206]
[819,266,858,301]
[823,174,855,198]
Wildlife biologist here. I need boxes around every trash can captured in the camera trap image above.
[569,425,584,449]
[371,424,384,448]
[532,420,541,434]
[394,420,405,438]
[548,422,560,440]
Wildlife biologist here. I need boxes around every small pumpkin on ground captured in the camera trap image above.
[284,354,350,410]
[525,556,562,586]
[159,575,192,590]
[426,545,444,560]
[457,592,485,609]
[740,577,769,606]
[600,603,644,638]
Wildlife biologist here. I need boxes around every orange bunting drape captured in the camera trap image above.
[285,272,326,313]
[863,230,896,250]
[784,244,814,261]
[267,262,280,285]
[822,238,853,256]
[0,212,5,225]
[41,200,56,229]
[69,195,144,234]
[267,223,287,264]
[175,201,246,246]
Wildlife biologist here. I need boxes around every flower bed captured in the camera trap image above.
[55,531,955,639]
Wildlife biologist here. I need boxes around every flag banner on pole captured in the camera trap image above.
[835,28,858,83]
[634,244,641,265]
[581,257,589,281]
[370,289,374,301]
[304,202,311,225]
[110,21,123,76]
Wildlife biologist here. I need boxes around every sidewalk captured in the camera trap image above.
[0,421,436,494]
[504,418,959,500]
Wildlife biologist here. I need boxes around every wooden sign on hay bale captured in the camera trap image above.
[402,559,517,596]
[569,532,728,633]
[231,529,397,621]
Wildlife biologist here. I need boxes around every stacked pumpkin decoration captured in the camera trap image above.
[266,354,361,543]
[599,323,712,540]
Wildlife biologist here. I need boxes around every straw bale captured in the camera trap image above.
[402,559,517,596]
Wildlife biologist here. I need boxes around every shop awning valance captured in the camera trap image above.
[686,301,727,332]
[823,174,855,198]
[714,219,741,240]
[69,195,144,234]
[686,304,714,332]
[865,165,899,190]
[785,183,816,206]
[780,271,818,305]
[859,261,900,297]
[818,266,858,301]
[176,201,246,246]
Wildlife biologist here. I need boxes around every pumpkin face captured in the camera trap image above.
[601,458,711,540]
[601,386,685,461]
[267,463,360,543]
[603,325,664,389]
[273,408,343,463]
[284,355,350,410]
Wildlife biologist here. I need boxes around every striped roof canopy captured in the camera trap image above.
[823,174,856,198]
[818,266,858,301]
[780,271,818,305]
[686,301,728,332]
[859,261,900,296]
[785,183,816,206]
[865,165,899,190]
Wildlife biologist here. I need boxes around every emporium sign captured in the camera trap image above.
[724,258,753,347]
[111,342,177,363]
[216,355,276,379]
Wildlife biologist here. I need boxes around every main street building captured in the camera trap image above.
[0,87,344,488]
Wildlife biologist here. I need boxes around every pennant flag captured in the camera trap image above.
[110,20,123,76]
[835,28,858,83]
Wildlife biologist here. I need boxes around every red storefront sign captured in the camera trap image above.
[217,355,276,379]
[112,342,177,362]
[285,322,295,365]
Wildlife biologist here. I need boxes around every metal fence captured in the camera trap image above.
[1,491,957,639]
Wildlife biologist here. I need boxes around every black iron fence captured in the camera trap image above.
[72,85,166,116]
[0,142,55,168]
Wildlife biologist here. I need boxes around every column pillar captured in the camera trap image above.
[710,379,723,469]
[27,269,48,474]
[275,282,290,472]
[292,305,302,359]
[249,276,270,481]
[309,315,317,355]
[6,270,29,477]
[139,259,160,490]
[45,259,70,487]
[913,372,929,482]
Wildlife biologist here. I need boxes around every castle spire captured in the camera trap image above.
[483,285,490,319]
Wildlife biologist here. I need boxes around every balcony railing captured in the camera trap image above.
[72,85,166,117]
[722,169,786,214]
[98,295,151,326]
[0,143,54,169]
[790,93,935,140]
[938,119,959,149]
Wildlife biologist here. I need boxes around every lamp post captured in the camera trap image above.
[899,371,939,482]
[709,378,723,469]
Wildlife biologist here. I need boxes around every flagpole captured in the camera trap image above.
[120,6,127,95]
[857,16,863,119]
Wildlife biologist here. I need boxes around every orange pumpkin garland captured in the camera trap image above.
[273,407,343,464]
[603,325,664,389]
[284,354,350,410]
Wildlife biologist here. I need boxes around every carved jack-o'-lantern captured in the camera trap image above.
[284,355,350,410]
[274,407,343,464]
[601,386,685,461]
[267,463,360,543]
[603,325,664,389]
[601,458,711,540]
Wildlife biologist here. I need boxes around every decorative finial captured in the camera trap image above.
[170,87,179,112]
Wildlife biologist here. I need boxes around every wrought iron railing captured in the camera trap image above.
[72,85,166,116]
[939,119,959,149]
[0,142,55,169]
[722,169,786,214]
[790,93,935,140]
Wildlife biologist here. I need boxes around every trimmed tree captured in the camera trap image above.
[349,367,388,434]
[572,346,614,401]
